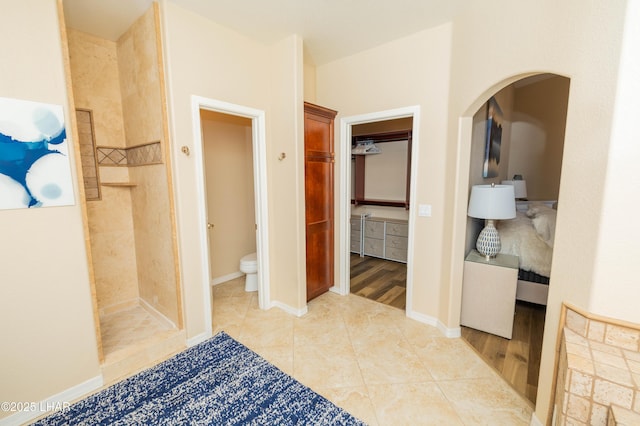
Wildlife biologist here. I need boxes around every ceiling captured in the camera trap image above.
[62,0,468,65]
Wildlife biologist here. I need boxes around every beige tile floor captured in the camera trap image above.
[99,304,186,384]
[212,277,534,425]
[100,305,174,356]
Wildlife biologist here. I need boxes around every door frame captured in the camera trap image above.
[191,95,271,323]
[337,106,420,313]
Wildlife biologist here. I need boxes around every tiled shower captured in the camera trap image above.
[66,3,184,381]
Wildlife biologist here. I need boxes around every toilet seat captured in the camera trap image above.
[239,253,257,273]
[239,252,258,292]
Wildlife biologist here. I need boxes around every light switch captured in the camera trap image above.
[418,204,432,217]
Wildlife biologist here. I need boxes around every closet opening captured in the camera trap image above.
[460,73,569,404]
[349,120,412,310]
[338,106,420,314]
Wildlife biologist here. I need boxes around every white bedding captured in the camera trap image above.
[497,208,554,277]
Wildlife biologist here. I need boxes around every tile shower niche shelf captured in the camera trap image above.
[101,182,137,188]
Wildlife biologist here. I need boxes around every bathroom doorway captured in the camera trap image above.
[191,97,270,336]
[200,111,256,285]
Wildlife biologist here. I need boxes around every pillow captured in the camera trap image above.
[527,204,556,247]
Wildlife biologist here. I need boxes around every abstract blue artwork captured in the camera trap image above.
[0,97,74,209]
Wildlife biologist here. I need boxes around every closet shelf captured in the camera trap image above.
[101,182,137,188]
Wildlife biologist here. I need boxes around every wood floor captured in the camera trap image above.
[350,254,406,310]
[350,252,545,405]
[462,301,546,404]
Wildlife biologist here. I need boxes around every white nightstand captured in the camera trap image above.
[460,250,519,339]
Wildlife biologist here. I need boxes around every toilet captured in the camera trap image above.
[239,252,258,292]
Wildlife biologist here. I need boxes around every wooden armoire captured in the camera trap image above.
[303,102,337,301]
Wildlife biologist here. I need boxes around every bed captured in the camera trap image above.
[496,201,557,305]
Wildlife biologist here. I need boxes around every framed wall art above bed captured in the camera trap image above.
[483,96,503,178]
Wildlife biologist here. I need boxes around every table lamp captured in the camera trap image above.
[501,179,527,200]
[468,184,516,260]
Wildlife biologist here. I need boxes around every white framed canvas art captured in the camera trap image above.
[0,97,75,209]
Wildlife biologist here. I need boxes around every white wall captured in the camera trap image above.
[265,34,307,308]
[0,0,100,419]
[160,1,307,339]
[317,23,453,320]
[161,2,266,339]
[590,1,640,322]
[510,76,570,201]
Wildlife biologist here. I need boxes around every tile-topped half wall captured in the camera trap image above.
[554,303,640,425]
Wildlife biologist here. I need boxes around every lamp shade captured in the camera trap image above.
[467,185,516,220]
[501,180,527,198]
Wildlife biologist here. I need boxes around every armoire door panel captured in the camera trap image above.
[304,102,337,302]
[305,222,333,301]
[305,162,332,223]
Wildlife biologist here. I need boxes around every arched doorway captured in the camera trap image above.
[458,73,570,404]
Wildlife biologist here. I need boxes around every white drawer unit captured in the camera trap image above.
[386,221,408,237]
[350,215,408,263]
[363,236,384,257]
[460,250,519,339]
[364,219,384,239]
[350,217,361,254]
[385,234,408,250]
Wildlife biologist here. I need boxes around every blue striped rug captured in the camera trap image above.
[34,332,365,425]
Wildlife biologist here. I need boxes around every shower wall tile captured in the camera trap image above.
[127,142,162,165]
[87,169,134,235]
[68,28,139,311]
[118,8,163,148]
[76,109,101,200]
[96,142,162,167]
[67,29,126,149]
[70,6,178,328]
[130,165,179,325]
[87,229,139,311]
[86,179,139,308]
[117,6,179,326]
[97,147,128,166]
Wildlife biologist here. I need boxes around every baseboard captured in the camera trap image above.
[270,301,308,317]
[530,412,544,426]
[0,375,103,426]
[406,310,461,338]
[139,298,176,329]
[211,271,244,286]
[186,331,212,347]
[329,285,348,296]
